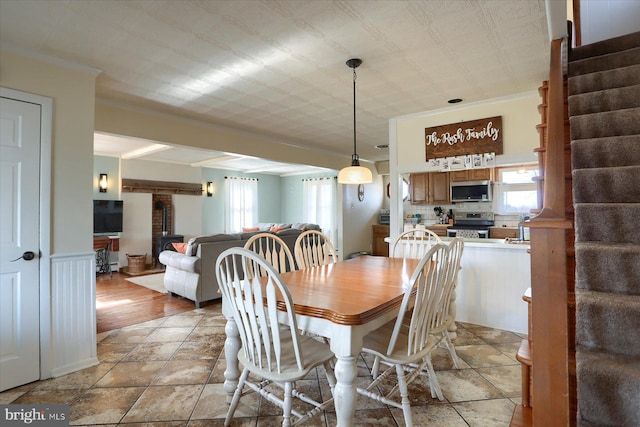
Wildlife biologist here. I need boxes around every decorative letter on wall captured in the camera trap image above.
[425,116,503,160]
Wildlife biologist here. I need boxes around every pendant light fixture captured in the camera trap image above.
[338,58,373,184]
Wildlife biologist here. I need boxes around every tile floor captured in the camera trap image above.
[1,301,525,426]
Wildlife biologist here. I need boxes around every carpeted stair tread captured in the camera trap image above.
[574,203,640,244]
[569,31,640,61]
[569,64,640,94]
[570,29,640,427]
[572,166,640,204]
[570,107,640,140]
[571,135,640,169]
[576,289,640,356]
[575,348,640,426]
[575,242,640,295]
[569,46,640,77]
[569,84,640,115]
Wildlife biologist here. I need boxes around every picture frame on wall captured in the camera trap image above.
[450,156,465,170]
[464,155,473,169]
[484,152,496,167]
[472,154,483,168]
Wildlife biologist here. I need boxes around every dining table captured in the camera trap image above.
[221,255,421,427]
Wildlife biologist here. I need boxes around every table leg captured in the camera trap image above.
[333,355,357,426]
[224,316,241,404]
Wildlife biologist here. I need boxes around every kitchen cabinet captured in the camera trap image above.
[372,224,390,256]
[410,173,428,204]
[450,168,493,182]
[425,224,449,237]
[489,227,518,239]
[410,172,450,204]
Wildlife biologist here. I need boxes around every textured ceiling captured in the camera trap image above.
[0,0,550,171]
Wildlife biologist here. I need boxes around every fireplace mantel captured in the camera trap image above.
[122,178,203,195]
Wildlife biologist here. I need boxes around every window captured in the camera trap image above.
[225,177,258,232]
[302,177,337,244]
[494,166,539,214]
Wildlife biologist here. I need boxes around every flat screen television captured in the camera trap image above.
[93,200,123,234]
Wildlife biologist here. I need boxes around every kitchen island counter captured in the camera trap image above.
[384,235,530,333]
[384,236,531,250]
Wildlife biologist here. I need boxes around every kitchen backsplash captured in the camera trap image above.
[402,200,525,227]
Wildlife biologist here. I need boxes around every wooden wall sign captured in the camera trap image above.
[425,116,503,159]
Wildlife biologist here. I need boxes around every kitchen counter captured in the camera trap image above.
[385,236,530,250]
[384,235,531,333]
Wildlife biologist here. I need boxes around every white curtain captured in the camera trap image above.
[225,177,258,233]
[302,177,337,244]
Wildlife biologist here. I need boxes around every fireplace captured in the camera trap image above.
[155,234,184,266]
[152,195,182,266]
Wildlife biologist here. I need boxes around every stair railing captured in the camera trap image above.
[527,33,575,426]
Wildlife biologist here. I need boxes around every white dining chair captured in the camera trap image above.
[357,244,450,426]
[294,230,337,269]
[244,232,296,275]
[216,247,336,427]
[391,228,442,259]
[429,237,464,370]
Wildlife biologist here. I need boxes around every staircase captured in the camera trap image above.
[568,31,640,426]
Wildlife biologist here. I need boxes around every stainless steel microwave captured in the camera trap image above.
[450,180,492,202]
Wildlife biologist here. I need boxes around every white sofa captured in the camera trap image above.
[158,223,320,307]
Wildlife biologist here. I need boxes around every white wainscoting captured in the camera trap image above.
[50,252,99,377]
[455,244,531,334]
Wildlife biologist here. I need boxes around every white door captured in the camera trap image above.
[0,96,41,391]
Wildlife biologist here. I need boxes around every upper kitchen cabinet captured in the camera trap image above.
[410,172,450,205]
[450,168,494,182]
[410,173,428,204]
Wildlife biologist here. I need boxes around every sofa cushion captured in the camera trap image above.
[172,242,188,254]
[242,227,259,232]
[292,223,321,231]
[273,223,292,229]
[257,223,274,231]
[186,233,242,256]
[275,228,303,237]
[241,231,263,240]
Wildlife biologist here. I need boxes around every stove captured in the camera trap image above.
[155,234,184,266]
[447,211,494,239]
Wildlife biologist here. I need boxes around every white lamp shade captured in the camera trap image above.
[338,165,373,184]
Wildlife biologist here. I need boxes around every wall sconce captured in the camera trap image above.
[206,181,214,197]
[99,173,108,193]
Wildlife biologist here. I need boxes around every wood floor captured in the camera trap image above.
[96,271,200,333]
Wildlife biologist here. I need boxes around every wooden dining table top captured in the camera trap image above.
[277,255,420,326]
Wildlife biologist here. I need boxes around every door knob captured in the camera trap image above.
[10,251,36,262]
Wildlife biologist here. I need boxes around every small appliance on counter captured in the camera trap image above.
[379,209,390,225]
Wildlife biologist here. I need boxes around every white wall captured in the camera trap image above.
[580,0,640,45]
[1,48,98,379]
[120,193,152,267]
[339,168,385,258]
[395,92,540,173]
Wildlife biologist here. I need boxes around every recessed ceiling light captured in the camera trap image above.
[448,98,463,104]
[375,144,389,149]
